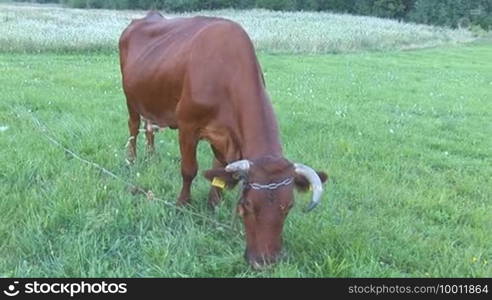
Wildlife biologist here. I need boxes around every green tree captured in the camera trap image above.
[408,0,490,28]
[255,0,297,10]
[372,0,406,18]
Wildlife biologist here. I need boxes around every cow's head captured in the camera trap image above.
[204,156,327,269]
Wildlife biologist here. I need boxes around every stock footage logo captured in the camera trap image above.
[1,280,128,298]
[3,281,20,297]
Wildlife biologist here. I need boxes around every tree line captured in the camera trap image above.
[15,0,492,29]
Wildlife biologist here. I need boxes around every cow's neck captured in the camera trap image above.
[238,90,283,160]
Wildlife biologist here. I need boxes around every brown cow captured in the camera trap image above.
[119,11,328,268]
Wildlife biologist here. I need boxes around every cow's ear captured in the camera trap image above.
[294,171,328,192]
[203,168,238,189]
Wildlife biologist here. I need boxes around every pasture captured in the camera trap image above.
[0,3,491,277]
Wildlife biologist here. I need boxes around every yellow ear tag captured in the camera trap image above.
[309,185,313,191]
[212,177,226,189]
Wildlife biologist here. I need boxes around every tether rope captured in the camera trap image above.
[14,108,237,232]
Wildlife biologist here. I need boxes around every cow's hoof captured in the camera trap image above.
[144,152,159,163]
[207,188,222,209]
[125,157,135,165]
[207,195,221,208]
[145,147,156,157]
[176,198,191,206]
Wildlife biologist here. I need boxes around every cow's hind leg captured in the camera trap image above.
[126,107,140,164]
[177,127,198,206]
[208,158,225,208]
[144,120,156,155]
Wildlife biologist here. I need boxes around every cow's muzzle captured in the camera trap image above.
[245,250,281,269]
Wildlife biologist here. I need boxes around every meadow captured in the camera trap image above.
[0,2,476,54]
[0,3,491,277]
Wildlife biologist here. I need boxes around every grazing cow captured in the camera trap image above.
[119,11,328,268]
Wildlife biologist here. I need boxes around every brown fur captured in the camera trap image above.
[119,13,326,268]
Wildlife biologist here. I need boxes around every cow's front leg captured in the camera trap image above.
[208,158,225,208]
[177,129,198,206]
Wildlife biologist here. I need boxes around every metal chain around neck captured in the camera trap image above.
[235,176,293,207]
[248,177,294,190]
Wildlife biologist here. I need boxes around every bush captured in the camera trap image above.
[62,0,125,10]
[409,0,492,29]
[255,0,296,11]
[15,0,242,11]
[372,0,406,18]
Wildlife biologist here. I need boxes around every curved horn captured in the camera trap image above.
[225,160,251,173]
[294,163,323,212]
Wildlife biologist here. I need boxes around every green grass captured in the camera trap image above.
[0,41,491,277]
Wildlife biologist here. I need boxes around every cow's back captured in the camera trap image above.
[119,12,267,146]
[119,13,227,127]
[119,14,217,75]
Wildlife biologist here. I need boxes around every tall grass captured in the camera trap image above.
[0,3,475,54]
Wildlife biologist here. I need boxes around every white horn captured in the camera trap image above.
[294,163,323,212]
[225,160,251,173]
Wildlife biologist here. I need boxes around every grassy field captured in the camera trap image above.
[0,3,475,54]
[0,2,491,277]
[1,41,491,277]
